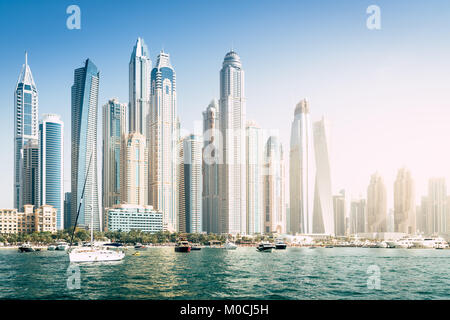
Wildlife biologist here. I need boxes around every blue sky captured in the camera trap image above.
[1,0,450,209]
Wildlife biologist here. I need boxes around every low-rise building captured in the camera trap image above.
[0,205,57,234]
[105,204,163,233]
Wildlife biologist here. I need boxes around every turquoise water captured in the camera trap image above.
[0,247,448,299]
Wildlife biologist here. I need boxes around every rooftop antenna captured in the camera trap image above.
[25,51,28,67]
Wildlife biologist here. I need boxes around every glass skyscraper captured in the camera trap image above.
[102,99,127,214]
[71,59,101,231]
[14,52,38,210]
[149,51,177,232]
[39,114,64,230]
[129,37,151,136]
[219,51,247,235]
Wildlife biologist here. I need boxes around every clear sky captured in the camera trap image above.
[1,0,450,210]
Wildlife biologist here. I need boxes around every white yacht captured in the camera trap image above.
[56,242,69,251]
[224,240,237,250]
[387,236,449,249]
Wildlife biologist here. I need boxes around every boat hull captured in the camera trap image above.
[18,247,35,252]
[69,249,125,262]
[275,244,287,250]
[175,246,191,253]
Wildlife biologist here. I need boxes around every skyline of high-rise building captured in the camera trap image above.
[313,117,334,235]
[264,135,286,234]
[367,173,387,233]
[129,37,151,137]
[71,59,101,231]
[246,121,264,235]
[14,52,38,211]
[202,100,220,234]
[149,51,178,232]
[394,168,416,234]
[289,99,315,235]
[39,114,64,230]
[102,99,127,214]
[219,51,246,235]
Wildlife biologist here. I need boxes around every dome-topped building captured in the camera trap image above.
[223,50,242,68]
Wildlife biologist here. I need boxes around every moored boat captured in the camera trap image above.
[47,245,56,251]
[256,242,274,252]
[224,240,237,250]
[56,242,69,251]
[18,244,35,252]
[274,240,287,250]
[175,239,191,253]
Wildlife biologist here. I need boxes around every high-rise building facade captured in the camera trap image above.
[39,114,64,230]
[179,134,203,233]
[22,139,39,208]
[246,121,264,234]
[263,135,286,234]
[289,99,315,234]
[393,168,416,234]
[219,50,247,235]
[333,190,346,236]
[367,173,387,233]
[71,59,101,230]
[103,99,127,213]
[149,51,177,231]
[129,37,151,136]
[122,132,148,206]
[350,198,366,234]
[427,178,447,234]
[202,100,220,234]
[64,192,71,230]
[313,117,334,235]
[14,53,38,210]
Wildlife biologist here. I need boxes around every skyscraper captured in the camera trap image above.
[122,132,148,206]
[367,173,387,233]
[39,114,64,230]
[427,178,447,234]
[333,190,346,236]
[219,50,246,235]
[416,196,428,235]
[313,117,334,235]
[246,121,264,234]
[14,52,38,210]
[179,134,203,233]
[289,99,315,234]
[350,198,366,234]
[22,139,39,208]
[103,99,127,213]
[202,100,220,234]
[64,192,71,230]
[129,37,151,136]
[393,168,416,234]
[71,59,101,230]
[149,51,177,231]
[264,135,286,234]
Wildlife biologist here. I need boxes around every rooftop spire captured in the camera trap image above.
[25,51,28,67]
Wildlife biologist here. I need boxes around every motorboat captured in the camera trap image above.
[56,242,69,251]
[224,240,237,250]
[256,242,274,252]
[47,245,56,251]
[175,239,191,253]
[18,244,35,252]
[274,240,287,250]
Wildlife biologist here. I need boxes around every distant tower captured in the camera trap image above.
[71,59,101,230]
[122,132,148,206]
[333,190,346,236]
[289,99,315,234]
[149,51,177,231]
[313,117,334,235]
[367,173,387,233]
[103,99,127,212]
[427,178,447,235]
[264,135,286,234]
[179,134,203,233]
[39,114,64,230]
[14,52,38,210]
[219,50,246,235]
[129,37,151,136]
[246,121,264,235]
[394,168,415,234]
[350,198,366,234]
[202,100,220,234]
